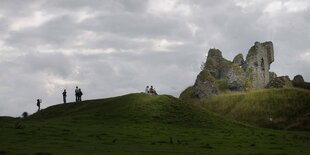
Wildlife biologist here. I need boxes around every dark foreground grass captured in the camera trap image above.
[0,93,310,154]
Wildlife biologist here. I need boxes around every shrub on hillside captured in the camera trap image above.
[22,112,28,118]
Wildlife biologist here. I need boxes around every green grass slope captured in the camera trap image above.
[0,93,310,154]
[201,88,310,130]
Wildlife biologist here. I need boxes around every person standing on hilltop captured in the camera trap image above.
[75,86,79,102]
[62,89,67,104]
[36,99,41,111]
[77,88,83,102]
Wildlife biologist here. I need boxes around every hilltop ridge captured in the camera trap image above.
[1,93,310,154]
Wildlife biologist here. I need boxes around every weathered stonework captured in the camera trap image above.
[204,48,232,79]
[269,72,277,80]
[181,41,275,99]
[292,75,310,90]
[245,42,274,88]
[293,75,304,83]
[226,66,246,91]
[266,76,292,88]
[179,41,309,100]
[193,70,218,98]
[233,53,244,66]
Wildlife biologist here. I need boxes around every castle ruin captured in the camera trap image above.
[246,42,274,88]
[180,41,310,99]
[181,41,276,99]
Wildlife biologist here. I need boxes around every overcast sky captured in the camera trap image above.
[0,0,310,116]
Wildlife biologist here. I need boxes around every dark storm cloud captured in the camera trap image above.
[0,0,310,116]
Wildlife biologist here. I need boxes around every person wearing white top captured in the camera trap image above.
[145,86,149,94]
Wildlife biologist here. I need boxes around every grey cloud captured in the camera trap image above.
[19,52,75,77]
[0,0,34,16]
[81,13,192,40]
[114,0,149,13]
[5,15,80,48]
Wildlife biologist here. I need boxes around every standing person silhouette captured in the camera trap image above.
[36,99,41,111]
[77,88,83,101]
[75,86,79,102]
[62,89,67,104]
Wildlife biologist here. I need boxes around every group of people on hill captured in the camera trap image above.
[36,86,83,111]
[61,86,83,104]
[145,85,158,95]
[37,85,160,111]
[74,86,83,102]
[63,86,83,103]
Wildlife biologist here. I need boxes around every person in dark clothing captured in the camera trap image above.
[153,88,158,95]
[62,89,67,104]
[149,86,158,95]
[149,86,154,94]
[75,86,79,102]
[37,99,41,111]
[77,88,83,102]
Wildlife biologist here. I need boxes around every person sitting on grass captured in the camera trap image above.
[145,86,150,94]
[153,87,158,95]
[149,86,158,95]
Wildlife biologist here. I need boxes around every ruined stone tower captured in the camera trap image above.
[179,41,310,100]
[180,41,275,99]
[245,42,274,88]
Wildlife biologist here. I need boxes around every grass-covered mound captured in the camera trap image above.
[201,88,310,130]
[0,93,309,154]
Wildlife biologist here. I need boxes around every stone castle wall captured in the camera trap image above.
[189,41,275,99]
[180,41,310,99]
[245,42,274,88]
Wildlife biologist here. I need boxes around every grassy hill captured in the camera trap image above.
[199,88,310,130]
[0,93,310,154]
